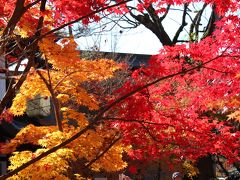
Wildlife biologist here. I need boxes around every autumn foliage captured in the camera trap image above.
[2,35,129,179]
[0,0,240,179]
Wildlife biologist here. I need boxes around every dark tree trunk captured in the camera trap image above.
[183,155,216,180]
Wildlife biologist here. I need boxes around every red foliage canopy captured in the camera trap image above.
[108,10,240,163]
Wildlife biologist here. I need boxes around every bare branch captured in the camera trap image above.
[128,3,173,46]
[202,66,234,74]
[159,5,171,21]
[36,69,63,131]
[172,4,188,44]
[140,122,161,142]
[189,3,207,42]
[40,0,132,39]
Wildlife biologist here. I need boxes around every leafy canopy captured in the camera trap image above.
[0,0,239,179]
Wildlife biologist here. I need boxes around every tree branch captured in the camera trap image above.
[0,49,230,179]
[86,134,121,168]
[40,0,132,39]
[189,3,207,42]
[202,66,234,74]
[172,4,188,44]
[36,69,63,131]
[0,0,47,115]
[159,5,171,21]
[140,122,161,142]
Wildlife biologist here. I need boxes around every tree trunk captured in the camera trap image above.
[184,155,216,180]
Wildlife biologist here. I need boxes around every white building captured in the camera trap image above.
[0,56,5,100]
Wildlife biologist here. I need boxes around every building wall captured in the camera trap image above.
[0,56,6,100]
[0,57,7,175]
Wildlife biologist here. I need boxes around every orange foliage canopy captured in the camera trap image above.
[0,0,240,179]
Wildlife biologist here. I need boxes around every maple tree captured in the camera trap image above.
[0,0,239,179]
[0,0,131,179]
[99,0,240,178]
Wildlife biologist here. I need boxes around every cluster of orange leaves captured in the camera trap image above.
[1,33,130,179]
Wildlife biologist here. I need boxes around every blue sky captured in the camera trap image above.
[76,3,212,55]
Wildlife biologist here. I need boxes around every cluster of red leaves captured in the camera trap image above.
[48,0,109,25]
[109,14,240,164]
[112,0,240,16]
[0,109,13,123]
[0,0,15,27]
[0,0,109,31]
[0,0,238,30]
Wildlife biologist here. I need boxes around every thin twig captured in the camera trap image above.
[86,134,121,168]
[36,70,63,131]
[40,0,132,39]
